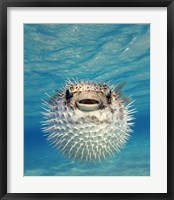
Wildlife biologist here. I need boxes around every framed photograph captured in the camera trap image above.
[0,0,173,199]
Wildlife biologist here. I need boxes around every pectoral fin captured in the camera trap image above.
[115,82,127,93]
[122,96,132,103]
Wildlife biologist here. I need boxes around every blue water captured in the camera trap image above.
[24,24,150,176]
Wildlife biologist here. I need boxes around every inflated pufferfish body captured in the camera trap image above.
[42,80,135,162]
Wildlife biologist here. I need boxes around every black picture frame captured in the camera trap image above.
[0,0,173,199]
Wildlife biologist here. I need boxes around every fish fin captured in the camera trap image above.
[122,96,132,103]
[115,82,127,93]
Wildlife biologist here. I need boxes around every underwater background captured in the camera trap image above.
[24,24,150,176]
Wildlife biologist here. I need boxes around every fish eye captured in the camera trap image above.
[106,89,111,98]
[65,89,73,100]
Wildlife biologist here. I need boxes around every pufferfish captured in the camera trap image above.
[42,80,135,162]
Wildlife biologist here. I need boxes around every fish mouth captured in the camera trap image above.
[76,99,101,112]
